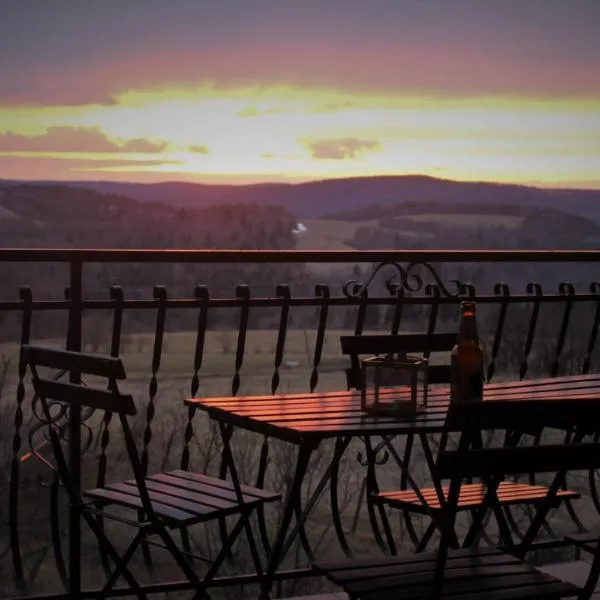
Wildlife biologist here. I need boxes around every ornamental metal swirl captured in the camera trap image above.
[343,260,463,298]
[28,369,97,485]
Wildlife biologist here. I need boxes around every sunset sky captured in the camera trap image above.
[0,0,599,187]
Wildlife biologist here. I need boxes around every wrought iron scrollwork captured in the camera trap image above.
[28,369,97,484]
[343,260,463,299]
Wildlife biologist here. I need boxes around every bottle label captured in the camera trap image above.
[451,344,484,402]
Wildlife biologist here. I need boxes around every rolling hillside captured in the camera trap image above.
[2,175,600,222]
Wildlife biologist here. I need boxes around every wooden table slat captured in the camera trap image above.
[186,374,600,443]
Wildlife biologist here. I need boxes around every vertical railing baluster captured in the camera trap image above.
[96,286,124,468]
[487,283,511,383]
[180,285,210,561]
[343,289,369,389]
[254,285,292,557]
[182,285,209,472]
[551,282,575,377]
[582,282,600,374]
[94,286,123,577]
[424,285,441,339]
[220,284,250,560]
[271,285,290,395]
[141,285,167,476]
[66,257,83,595]
[109,286,124,359]
[458,282,476,297]
[139,285,167,576]
[390,289,404,335]
[354,289,368,336]
[519,283,543,380]
[232,285,250,397]
[10,287,32,594]
[309,284,330,392]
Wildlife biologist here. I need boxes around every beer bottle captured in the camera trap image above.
[450,300,485,403]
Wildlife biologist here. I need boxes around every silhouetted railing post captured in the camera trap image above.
[66,256,83,595]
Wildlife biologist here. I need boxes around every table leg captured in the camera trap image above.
[263,437,355,597]
[262,445,312,599]
[330,437,354,556]
[281,437,352,560]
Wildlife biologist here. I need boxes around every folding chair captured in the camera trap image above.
[314,396,600,600]
[341,332,457,549]
[343,333,580,553]
[22,345,280,599]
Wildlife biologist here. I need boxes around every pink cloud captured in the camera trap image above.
[0,155,179,180]
[0,127,168,153]
[307,137,381,160]
[2,32,599,107]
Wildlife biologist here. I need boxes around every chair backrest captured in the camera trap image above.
[431,397,600,598]
[439,398,600,479]
[21,345,135,415]
[20,345,151,515]
[440,398,600,545]
[340,333,456,390]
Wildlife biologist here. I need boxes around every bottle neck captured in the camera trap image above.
[459,306,479,342]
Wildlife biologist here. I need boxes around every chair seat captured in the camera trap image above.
[313,546,581,600]
[84,468,280,525]
[374,481,579,512]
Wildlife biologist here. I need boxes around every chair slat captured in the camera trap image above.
[437,442,600,479]
[34,378,136,415]
[22,345,126,379]
[445,398,600,433]
[376,481,579,510]
[340,333,456,356]
[151,471,280,503]
[83,487,195,522]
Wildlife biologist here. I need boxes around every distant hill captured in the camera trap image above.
[0,184,307,309]
[2,175,600,222]
[0,184,297,250]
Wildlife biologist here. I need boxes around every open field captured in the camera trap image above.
[400,213,524,228]
[294,218,379,251]
[294,213,524,257]
[0,328,454,399]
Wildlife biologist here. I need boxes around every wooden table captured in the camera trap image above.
[185,373,600,596]
[188,374,600,444]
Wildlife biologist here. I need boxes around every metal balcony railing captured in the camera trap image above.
[1,248,600,599]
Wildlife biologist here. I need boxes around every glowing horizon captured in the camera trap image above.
[1,1,599,188]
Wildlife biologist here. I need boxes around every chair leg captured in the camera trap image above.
[241,510,265,583]
[203,516,246,583]
[99,531,145,598]
[81,512,148,600]
[415,521,437,552]
[153,524,204,590]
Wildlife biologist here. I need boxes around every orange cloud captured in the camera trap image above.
[307,137,381,160]
[189,144,210,153]
[120,137,168,153]
[0,126,167,153]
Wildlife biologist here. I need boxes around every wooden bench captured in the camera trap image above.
[342,333,580,551]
